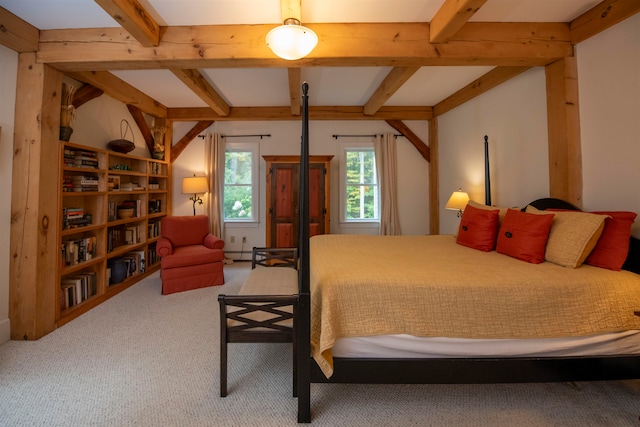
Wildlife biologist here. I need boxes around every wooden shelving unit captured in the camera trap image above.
[57,142,169,327]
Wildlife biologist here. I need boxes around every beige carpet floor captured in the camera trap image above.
[1,262,639,426]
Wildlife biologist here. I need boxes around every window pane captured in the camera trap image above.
[223,185,252,219]
[345,185,378,219]
[346,150,376,184]
[225,152,252,185]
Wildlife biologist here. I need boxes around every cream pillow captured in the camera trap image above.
[525,205,608,268]
[467,200,510,226]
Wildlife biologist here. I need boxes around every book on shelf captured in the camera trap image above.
[62,207,92,229]
[61,236,97,266]
[60,271,97,310]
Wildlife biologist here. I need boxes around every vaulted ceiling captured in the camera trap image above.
[0,0,637,123]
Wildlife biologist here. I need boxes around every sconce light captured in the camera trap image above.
[266,18,318,60]
[445,188,470,217]
[182,175,208,216]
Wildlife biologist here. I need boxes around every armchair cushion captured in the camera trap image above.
[161,245,225,269]
[161,215,212,247]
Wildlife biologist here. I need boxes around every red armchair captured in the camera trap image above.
[156,215,225,294]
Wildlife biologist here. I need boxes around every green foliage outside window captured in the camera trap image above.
[224,151,253,219]
[345,149,378,220]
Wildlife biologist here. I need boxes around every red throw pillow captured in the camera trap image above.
[456,204,500,252]
[496,209,554,263]
[585,211,637,270]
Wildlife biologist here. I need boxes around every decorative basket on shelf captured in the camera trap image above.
[107,119,135,153]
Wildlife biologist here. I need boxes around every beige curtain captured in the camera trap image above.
[204,132,224,237]
[374,133,401,235]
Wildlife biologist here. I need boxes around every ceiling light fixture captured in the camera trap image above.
[266,18,318,60]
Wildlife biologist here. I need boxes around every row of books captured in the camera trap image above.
[148,221,161,239]
[149,161,165,175]
[148,199,162,214]
[107,224,142,252]
[147,244,159,267]
[64,149,99,169]
[60,272,97,310]
[61,236,97,267]
[62,207,92,229]
[62,174,99,192]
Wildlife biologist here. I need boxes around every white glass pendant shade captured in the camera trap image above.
[266,21,318,60]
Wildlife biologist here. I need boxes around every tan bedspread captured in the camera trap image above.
[310,234,640,377]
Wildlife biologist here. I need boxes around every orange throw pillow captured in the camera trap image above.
[496,209,554,264]
[586,211,637,270]
[456,204,500,252]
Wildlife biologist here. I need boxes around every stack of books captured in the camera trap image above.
[69,175,99,192]
[62,207,92,229]
[64,149,99,169]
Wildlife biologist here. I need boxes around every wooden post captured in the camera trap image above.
[10,53,62,339]
[545,57,583,208]
[428,118,439,235]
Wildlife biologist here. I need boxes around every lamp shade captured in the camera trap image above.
[266,19,318,60]
[445,189,470,212]
[182,176,208,194]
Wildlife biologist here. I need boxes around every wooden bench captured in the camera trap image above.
[218,247,299,397]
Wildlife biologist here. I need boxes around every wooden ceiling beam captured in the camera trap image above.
[288,68,302,116]
[72,84,104,108]
[570,0,640,44]
[93,0,161,47]
[126,104,154,155]
[170,69,230,116]
[0,6,39,52]
[67,70,167,118]
[364,67,420,115]
[434,66,530,117]
[38,22,572,71]
[430,0,488,43]
[170,120,215,161]
[167,106,433,121]
[386,119,430,163]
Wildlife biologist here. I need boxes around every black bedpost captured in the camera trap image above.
[484,135,491,206]
[297,82,311,423]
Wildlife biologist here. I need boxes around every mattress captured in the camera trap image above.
[332,330,640,358]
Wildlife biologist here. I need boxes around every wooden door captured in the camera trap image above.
[264,155,332,248]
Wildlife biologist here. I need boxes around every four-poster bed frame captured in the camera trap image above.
[294,83,640,423]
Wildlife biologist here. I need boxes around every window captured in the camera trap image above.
[341,146,379,222]
[224,143,259,222]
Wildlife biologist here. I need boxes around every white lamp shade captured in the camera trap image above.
[266,24,318,60]
[445,190,470,211]
[182,176,208,194]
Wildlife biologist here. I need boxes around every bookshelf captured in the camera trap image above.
[57,142,169,326]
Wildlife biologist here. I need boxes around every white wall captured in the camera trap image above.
[171,119,430,258]
[0,14,638,343]
[578,13,640,237]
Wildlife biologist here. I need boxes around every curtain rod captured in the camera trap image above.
[332,134,404,139]
[197,134,271,139]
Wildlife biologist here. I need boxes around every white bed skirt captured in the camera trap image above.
[332,330,640,358]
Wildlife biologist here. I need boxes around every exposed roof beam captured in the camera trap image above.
[38,22,572,71]
[72,84,104,108]
[93,0,160,47]
[288,68,302,116]
[126,104,154,154]
[0,6,39,52]
[67,70,167,117]
[170,69,230,116]
[281,0,301,21]
[433,66,530,117]
[364,67,420,115]
[386,120,430,162]
[167,106,433,121]
[430,0,488,43]
[171,120,215,161]
[570,0,640,44]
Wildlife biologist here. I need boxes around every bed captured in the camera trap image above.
[294,83,640,423]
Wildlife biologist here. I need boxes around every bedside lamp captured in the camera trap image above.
[445,189,469,217]
[182,175,208,216]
